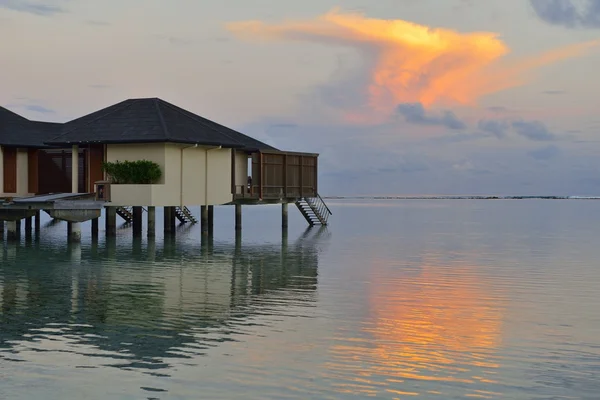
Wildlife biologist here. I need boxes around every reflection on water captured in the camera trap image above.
[327,259,505,398]
[3,201,600,399]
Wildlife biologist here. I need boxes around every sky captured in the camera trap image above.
[2,0,600,196]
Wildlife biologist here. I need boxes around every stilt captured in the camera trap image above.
[6,221,19,241]
[132,206,143,237]
[15,219,21,234]
[208,205,214,234]
[25,217,32,235]
[105,207,117,237]
[235,204,242,231]
[67,222,73,237]
[201,205,208,235]
[0,220,4,240]
[69,222,81,242]
[169,206,176,232]
[147,206,156,238]
[282,203,289,229]
[91,218,99,238]
[34,211,41,233]
[164,206,175,235]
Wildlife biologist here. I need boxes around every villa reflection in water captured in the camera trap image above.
[0,227,327,373]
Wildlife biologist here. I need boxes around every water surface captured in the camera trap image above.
[2,200,600,399]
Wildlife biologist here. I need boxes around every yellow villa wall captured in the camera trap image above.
[234,151,248,195]
[106,143,233,206]
[0,146,4,195]
[16,149,28,195]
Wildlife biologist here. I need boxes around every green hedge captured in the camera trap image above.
[102,160,162,184]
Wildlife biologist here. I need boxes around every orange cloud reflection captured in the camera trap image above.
[228,9,600,122]
[325,260,506,398]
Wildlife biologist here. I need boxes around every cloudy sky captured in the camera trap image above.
[2,0,600,195]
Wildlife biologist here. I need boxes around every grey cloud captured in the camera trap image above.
[530,0,600,28]
[486,106,509,113]
[0,0,65,16]
[86,20,110,26]
[397,102,467,130]
[478,119,509,139]
[529,145,561,160]
[512,120,557,141]
[25,104,55,113]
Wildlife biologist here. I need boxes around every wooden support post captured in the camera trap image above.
[201,205,208,234]
[132,206,143,237]
[34,211,41,233]
[169,206,176,232]
[235,204,242,231]
[91,218,99,238]
[147,206,156,238]
[25,216,32,234]
[208,205,214,234]
[105,207,117,237]
[164,206,173,235]
[282,202,288,229]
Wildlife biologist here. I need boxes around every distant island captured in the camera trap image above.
[323,196,599,200]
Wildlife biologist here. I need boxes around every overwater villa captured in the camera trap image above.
[0,98,331,240]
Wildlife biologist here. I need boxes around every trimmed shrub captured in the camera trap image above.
[102,160,162,184]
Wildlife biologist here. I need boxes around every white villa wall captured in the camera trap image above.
[106,142,233,206]
[16,149,28,195]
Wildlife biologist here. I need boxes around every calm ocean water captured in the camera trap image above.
[2,200,600,399]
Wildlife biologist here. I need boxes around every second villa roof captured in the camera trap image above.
[1,98,278,152]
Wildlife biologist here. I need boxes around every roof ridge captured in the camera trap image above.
[156,99,245,146]
[154,98,171,140]
[49,99,136,142]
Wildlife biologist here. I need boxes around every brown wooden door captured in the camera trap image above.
[28,149,39,194]
[88,145,104,193]
[3,147,17,194]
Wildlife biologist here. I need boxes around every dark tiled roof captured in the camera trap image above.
[46,98,278,151]
[0,106,62,148]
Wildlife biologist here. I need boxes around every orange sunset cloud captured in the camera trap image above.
[227,9,600,122]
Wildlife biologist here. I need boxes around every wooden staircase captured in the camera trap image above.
[175,206,198,224]
[116,206,134,223]
[295,194,332,226]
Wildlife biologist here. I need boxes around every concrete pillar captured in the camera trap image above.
[6,221,19,241]
[132,206,143,237]
[235,204,242,231]
[208,205,214,234]
[282,203,289,229]
[201,205,208,234]
[147,206,156,238]
[67,222,72,237]
[0,220,4,240]
[72,144,79,193]
[105,207,117,237]
[69,222,81,242]
[91,218,99,238]
[15,219,21,233]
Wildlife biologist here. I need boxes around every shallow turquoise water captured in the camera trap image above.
[2,200,600,399]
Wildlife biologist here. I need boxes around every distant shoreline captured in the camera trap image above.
[323,196,600,200]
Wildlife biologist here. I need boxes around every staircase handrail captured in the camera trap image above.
[315,193,332,216]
